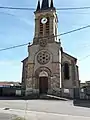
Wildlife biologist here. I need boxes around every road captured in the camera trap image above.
[0,113,18,120]
[0,113,11,120]
[0,100,90,120]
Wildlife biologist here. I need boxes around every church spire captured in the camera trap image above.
[50,0,54,8]
[50,0,55,9]
[41,0,49,10]
[36,0,40,11]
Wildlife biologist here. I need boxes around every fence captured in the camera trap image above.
[74,87,90,100]
[0,87,22,97]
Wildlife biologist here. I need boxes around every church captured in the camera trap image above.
[21,0,80,98]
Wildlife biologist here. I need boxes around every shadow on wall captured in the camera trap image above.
[73,87,90,108]
[73,99,90,108]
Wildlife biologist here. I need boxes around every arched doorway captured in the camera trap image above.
[39,71,48,94]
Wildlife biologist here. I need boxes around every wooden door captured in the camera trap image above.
[39,77,48,94]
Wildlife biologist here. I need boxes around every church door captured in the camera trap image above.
[39,77,48,94]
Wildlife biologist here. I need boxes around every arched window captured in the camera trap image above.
[64,63,69,80]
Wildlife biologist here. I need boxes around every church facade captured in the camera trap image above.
[21,0,80,98]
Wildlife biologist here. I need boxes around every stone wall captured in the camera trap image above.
[61,88,74,99]
[48,75,61,96]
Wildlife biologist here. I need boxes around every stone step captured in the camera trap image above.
[40,94,68,101]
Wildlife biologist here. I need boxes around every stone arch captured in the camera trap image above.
[35,67,52,94]
[39,71,48,77]
[35,67,52,78]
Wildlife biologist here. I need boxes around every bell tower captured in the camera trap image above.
[33,0,58,44]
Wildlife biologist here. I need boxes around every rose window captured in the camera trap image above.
[37,51,50,64]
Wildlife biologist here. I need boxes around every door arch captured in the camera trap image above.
[39,71,48,94]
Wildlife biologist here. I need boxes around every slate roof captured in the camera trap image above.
[63,52,77,62]
[36,0,40,11]
[36,0,55,11]
[41,0,49,10]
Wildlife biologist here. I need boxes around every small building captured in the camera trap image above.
[0,82,21,88]
[80,81,90,88]
[0,82,21,96]
[80,81,90,99]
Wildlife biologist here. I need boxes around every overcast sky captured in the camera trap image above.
[0,0,90,82]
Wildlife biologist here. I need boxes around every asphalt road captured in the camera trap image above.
[0,113,18,120]
[0,113,11,120]
[0,100,90,120]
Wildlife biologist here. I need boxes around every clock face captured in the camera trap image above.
[41,17,48,24]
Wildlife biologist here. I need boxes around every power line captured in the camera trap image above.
[1,11,90,17]
[38,25,90,39]
[79,54,90,61]
[1,6,90,11]
[60,25,90,36]
[0,43,29,52]
[0,10,90,16]
[0,25,90,52]
[0,6,35,10]
[57,6,90,10]
[57,11,90,15]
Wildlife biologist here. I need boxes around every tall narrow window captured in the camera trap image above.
[45,17,49,35]
[64,63,69,79]
[40,18,43,35]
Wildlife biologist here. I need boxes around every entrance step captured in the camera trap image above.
[40,94,68,101]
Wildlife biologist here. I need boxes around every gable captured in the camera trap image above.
[21,57,28,63]
[62,52,77,64]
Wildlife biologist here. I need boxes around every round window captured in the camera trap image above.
[37,51,50,64]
